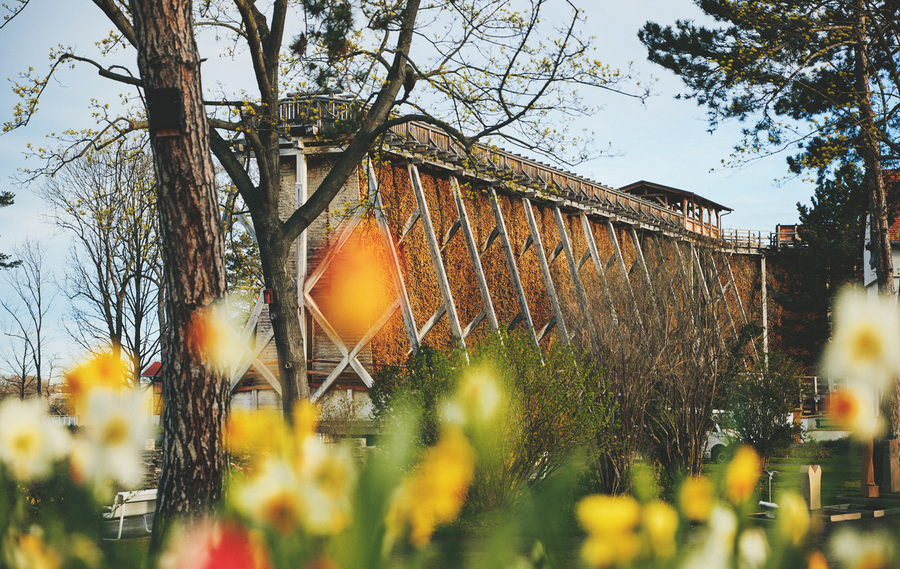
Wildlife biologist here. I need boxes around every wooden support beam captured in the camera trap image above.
[701,249,738,338]
[629,228,662,325]
[482,226,500,255]
[440,219,461,252]
[229,329,275,391]
[488,187,538,346]
[523,198,569,343]
[580,214,619,330]
[309,300,400,400]
[399,209,421,243]
[648,233,693,328]
[553,206,598,344]
[720,251,759,358]
[451,176,499,333]
[607,221,644,332]
[417,305,448,343]
[305,294,378,400]
[368,161,420,353]
[408,163,466,349]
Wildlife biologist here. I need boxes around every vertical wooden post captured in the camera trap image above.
[296,149,308,359]
[761,254,768,364]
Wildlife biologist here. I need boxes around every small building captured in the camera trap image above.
[618,180,732,239]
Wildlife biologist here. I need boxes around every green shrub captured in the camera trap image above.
[370,331,616,512]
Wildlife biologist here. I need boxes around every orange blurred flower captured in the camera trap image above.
[185,303,245,372]
[316,222,393,338]
[826,387,883,439]
[725,446,761,505]
[807,551,828,569]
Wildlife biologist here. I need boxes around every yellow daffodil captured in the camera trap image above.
[577,494,641,536]
[9,531,60,569]
[226,410,288,461]
[234,458,305,535]
[807,551,828,569]
[386,427,475,547]
[65,351,130,405]
[778,492,810,547]
[679,476,715,522]
[643,500,678,560]
[576,495,642,567]
[725,446,761,505]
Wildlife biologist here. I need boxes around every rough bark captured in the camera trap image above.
[129,0,229,550]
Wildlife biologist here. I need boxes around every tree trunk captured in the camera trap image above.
[130,0,229,551]
[256,212,309,422]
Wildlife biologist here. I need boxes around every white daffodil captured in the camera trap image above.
[0,398,70,481]
[233,457,305,535]
[831,528,896,568]
[824,289,900,390]
[78,389,149,486]
[738,528,769,569]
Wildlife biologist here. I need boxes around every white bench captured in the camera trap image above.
[104,489,157,540]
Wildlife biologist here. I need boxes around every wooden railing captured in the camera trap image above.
[720,228,774,252]
[279,97,737,240]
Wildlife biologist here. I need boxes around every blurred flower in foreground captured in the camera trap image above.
[725,446,761,505]
[777,492,811,547]
[226,410,287,462]
[738,528,769,569]
[64,351,130,405]
[823,289,900,390]
[577,495,641,567]
[186,303,246,373]
[441,370,503,429]
[807,551,828,569]
[386,427,475,547]
[0,398,70,481]
[679,476,715,522]
[235,458,305,535]
[825,387,883,440]
[643,500,678,560]
[7,530,61,569]
[72,388,149,486]
[681,506,737,569]
[230,402,354,536]
[831,528,894,569]
[159,520,272,569]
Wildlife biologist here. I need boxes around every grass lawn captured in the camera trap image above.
[705,438,863,507]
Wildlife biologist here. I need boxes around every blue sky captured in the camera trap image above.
[0,0,813,372]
